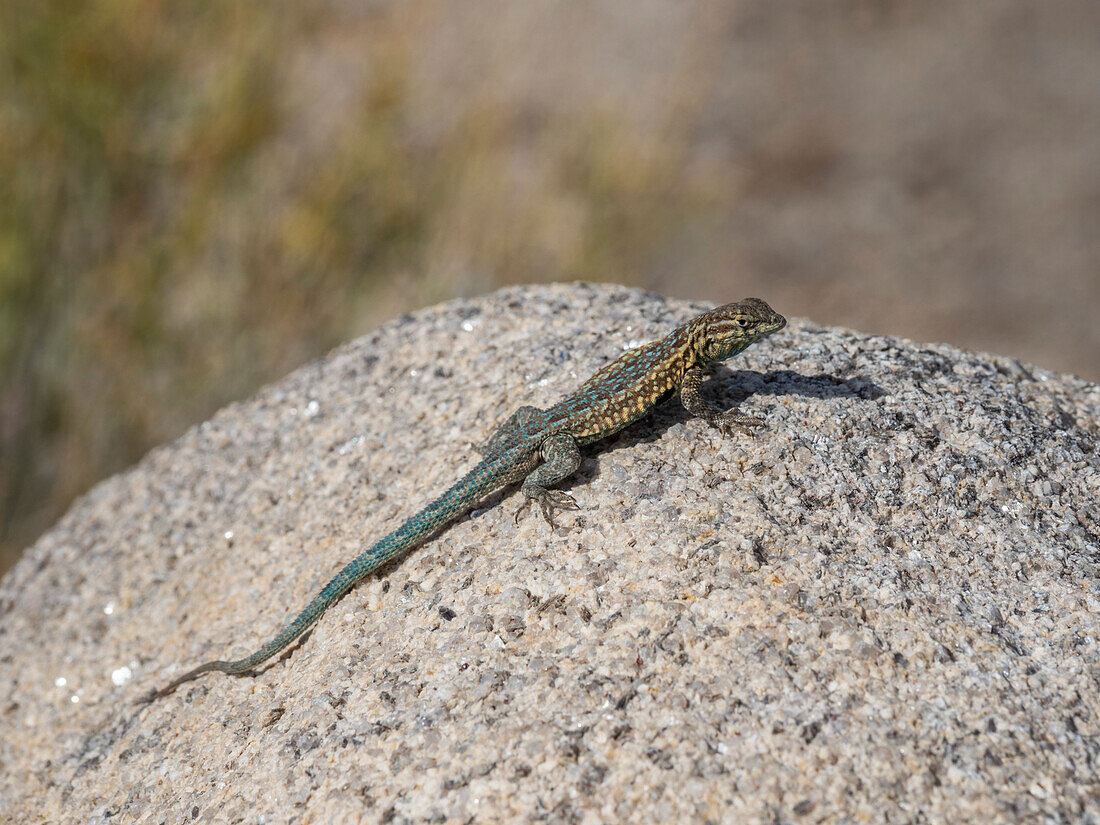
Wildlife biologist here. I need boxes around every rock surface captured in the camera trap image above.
[1,283,1098,824]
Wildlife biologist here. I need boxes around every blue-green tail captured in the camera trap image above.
[145,450,518,700]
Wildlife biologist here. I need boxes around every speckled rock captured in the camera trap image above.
[1,283,1098,824]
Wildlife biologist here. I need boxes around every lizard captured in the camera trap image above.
[144,298,786,701]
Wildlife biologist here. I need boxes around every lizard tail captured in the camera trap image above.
[143,452,517,702]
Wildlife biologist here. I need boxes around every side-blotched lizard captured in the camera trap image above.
[146,298,786,700]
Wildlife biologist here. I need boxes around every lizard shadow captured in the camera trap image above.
[555,367,885,488]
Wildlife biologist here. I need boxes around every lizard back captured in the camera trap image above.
[547,327,696,443]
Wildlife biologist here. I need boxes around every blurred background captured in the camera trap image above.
[1,0,1098,575]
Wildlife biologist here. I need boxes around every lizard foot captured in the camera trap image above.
[514,488,579,528]
[708,410,765,436]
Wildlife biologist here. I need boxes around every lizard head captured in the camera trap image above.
[691,298,786,363]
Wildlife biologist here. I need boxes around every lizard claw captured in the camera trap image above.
[513,498,531,525]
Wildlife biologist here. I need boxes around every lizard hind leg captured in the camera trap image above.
[516,432,582,527]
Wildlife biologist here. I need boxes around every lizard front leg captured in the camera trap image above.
[680,366,765,435]
[515,432,582,526]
